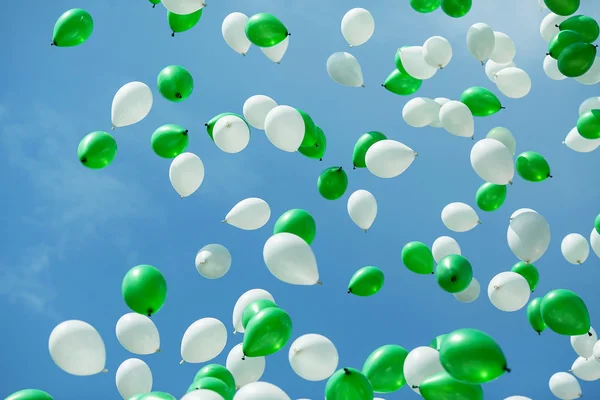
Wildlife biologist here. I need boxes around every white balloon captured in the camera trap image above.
[571,356,600,381]
[495,67,531,99]
[454,277,481,303]
[195,244,232,279]
[222,12,251,56]
[561,234,590,265]
[432,236,461,263]
[403,347,444,394]
[549,372,582,399]
[183,389,225,400]
[224,198,271,230]
[571,328,597,358]
[564,127,600,153]
[111,82,153,129]
[365,139,416,178]
[234,382,290,400]
[288,334,339,381]
[505,397,532,400]
[507,211,551,263]
[488,272,531,312]
[399,46,437,79]
[169,152,205,198]
[470,138,514,184]
[232,289,275,334]
[485,60,515,83]
[441,202,480,233]
[510,208,537,220]
[428,97,450,128]
[579,97,600,117]
[243,95,277,130]
[49,320,106,376]
[487,127,516,155]
[591,228,600,259]
[264,106,305,152]
[538,0,548,10]
[403,97,438,128]
[227,343,265,388]
[593,340,600,360]
[576,58,600,85]
[466,23,495,62]
[116,313,160,355]
[115,358,152,400]
[261,36,289,63]
[544,55,567,81]
[540,13,568,42]
[162,0,204,15]
[326,52,364,87]
[423,36,453,69]
[341,8,375,47]
[263,233,319,285]
[181,318,227,363]
[489,32,516,64]
[439,101,475,138]
[213,115,250,154]
[347,189,377,231]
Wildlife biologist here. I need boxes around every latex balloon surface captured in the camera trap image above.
[454,277,481,303]
[486,127,516,155]
[327,52,364,87]
[402,241,434,274]
[571,327,597,358]
[382,69,422,96]
[419,372,483,400]
[541,289,590,335]
[410,0,441,13]
[440,0,472,18]
[423,36,453,69]
[122,265,167,316]
[243,95,277,130]
[242,299,277,330]
[5,390,53,400]
[289,334,339,381]
[432,236,461,263]
[558,42,597,77]
[470,138,514,185]
[168,9,202,35]
[162,0,205,15]
[78,131,117,169]
[460,86,502,117]
[273,209,316,245]
[515,151,551,182]
[224,198,271,230]
[362,344,409,393]
[116,313,160,355]
[234,382,290,400]
[441,202,480,232]
[227,343,265,387]
[439,100,474,138]
[213,115,251,154]
[169,152,205,197]
[299,125,327,160]
[232,289,275,334]
[549,30,584,59]
[489,32,516,64]
[348,266,384,296]
[341,8,375,47]
[549,372,582,400]
[296,108,318,148]
[243,307,292,357]
[189,377,232,400]
[398,46,437,80]
[404,346,444,394]
[325,368,373,400]
[222,12,251,55]
[527,297,547,334]
[476,183,507,212]
[157,65,193,102]
[261,36,289,63]
[353,131,387,168]
[577,110,600,139]
[116,358,153,400]
[507,210,551,263]
[347,189,377,231]
[48,320,106,376]
[467,23,495,62]
[245,13,288,47]
[511,262,539,291]
[151,124,188,158]
[561,233,590,264]
[560,15,600,43]
[486,60,515,82]
[564,126,600,152]
[403,97,438,128]
[111,82,153,129]
[488,271,531,312]
[195,244,232,279]
[365,140,416,178]
[435,254,473,293]
[318,167,348,200]
[495,67,532,98]
[264,105,305,152]
[543,0,580,16]
[194,363,236,393]
[181,318,227,363]
[52,9,94,47]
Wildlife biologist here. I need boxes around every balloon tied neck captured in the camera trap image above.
[508,181,513,185]
[337,166,343,172]
[504,366,511,373]
[548,174,553,178]
[102,368,108,373]
[555,24,559,28]
[500,106,506,110]
[480,61,484,66]
[111,125,115,130]
[183,130,188,136]
[152,3,156,7]
[241,354,246,361]
[353,165,356,169]
[175,93,182,99]
[233,330,237,335]
[315,143,319,148]
[361,84,366,88]
[277,62,281,65]
[287,32,291,36]
[171,32,175,37]
[221,219,227,223]
[493,285,499,289]
[242,53,246,57]
[147,309,153,317]
[588,331,593,337]
[347,289,352,294]
[381,84,385,87]
[80,157,87,164]
[471,136,475,141]
[414,152,419,157]
[545,53,550,56]
[364,229,368,233]
[450,276,457,283]
[319,158,323,161]
[431,271,434,275]
[180,360,185,365]
[204,123,208,126]
[538,332,541,335]
[412,385,420,389]
[343,368,351,375]
[51,41,56,47]
[155,348,161,353]
[316,281,323,286]
[477,220,482,225]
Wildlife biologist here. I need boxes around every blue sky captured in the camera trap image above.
[2,0,600,398]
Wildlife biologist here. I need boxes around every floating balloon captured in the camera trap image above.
[289,334,339,381]
[432,236,461,263]
[157,65,194,102]
[508,211,551,263]
[410,0,441,13]
[435,254,473,293]
[404,347,444,394]
[561,233,590,265]
[467,23,495,63]
[353,131,387,168]
[195,244,232,279]
[326,52,364,87]
[78,131,117,169]
[515,151,551,182]
[116,358,153,400]
[486,127,516,155]
[193,364,236,396]
[318,167,348,200]
[168,9,202,36]
[222,12,251,56]
[116,313,160,355]
[543,0,580,16]
[232,289,275,334]
[454,277,481,303]
[577,110,600,139]
[558,43,597,77]
[162,0,205,15]
[5,390,53,400]
[382,69,422,96]
[263,233,319,285]
[273,209,316,245]
[486,60,515,82]
[576,57,600,84]
[347,190,377,231]
[565,126,600,152]
[325,368,373,400]
[398,46,437,79]
[245,13,288,48]
[544,55,567,80]
[234,382,290,400]
[402,241,434,274]
[441,0,472,18]
[49,320,106,376]
[264,105,305,152]
[122,265,167,316]
[223,198,271,231]
[52,9,94,47]
[151,124,188,158]
[527,297,547,334]
[541,289,590,335]
[439,101,475,138]
[428,97,450,128]
[560,15,600,43]
[571,328,597,358]
[141,392,176,400]
[206,113,240,140]
[111,82,153,129]
[402,97,438,128]
[188,378,231,400]
[476,183,507,212]
[242,299,278,330]
[296,109,317,148]
[430,335,447,351]
[549,30,584,59]
[348,266,384,296]
[261,37,289,63]
[511,262,539,291]
[362,345,409,393]
[181,318,227,363]
[243,95,277,130]
[460,87,503,117]
[596,214,600,234]
[541,13,568,42]
[579,97,600,116]
[592,228,600,259]
[549,372,582,399]
[341,8,375,47]
[495,67,531,99]
[571,356,600,381]
[169,152,205,198]
[299,126,327,161]
[423,36,453,69]
[149,0,161,6]
[419,372,483,400]
[488,271,531,312]
[441,202,480,232]
[227,343,265,388]
[489,32,516,63]
[365,140,416,178]
[243,307,292,357]
[213,115,251,154]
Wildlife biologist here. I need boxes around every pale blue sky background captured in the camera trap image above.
[2,0,600,398]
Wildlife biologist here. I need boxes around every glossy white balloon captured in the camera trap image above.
[213,115,250,154]
[423,36,453,69]
[540,13,568,42]
[561,233,590,265]
[116,313,160,355]
[115,358,152,400]
[575,57,600,85]
[510,208,537,220]
[488,272,530,312]
[571,328,597,358]
[591,228,600,259]
[264,106,305,152]
[507,211,551,263]
[495,67,531,99]
[289,334,339,381]
[441,202,480,233]
[243,95,277,130]
[489,32,516,63]
[470,138,514,184]
[454,277,481,303]
[224,198,271,231]
[403,97,438,128]
[195,244,232,279]
[111,82,153,129]
[593,340,600,360]
[566,127,600,152]
[227,343,265,388]
[571,356,600,381]
[466,23,495,62]
[181,318,227,363]
[404,347,444,394]
[232,289,275,334]
[432,236,461,263]
[261,37,289,63]
[263,233,319,285]
[486,127,516,155]
[485,60,515,83]
[579,97,600,117]
[544,55,567,81]
[326,52,364,87]
[365,140,416,179]
[549,372,581,399]
[341,8,375,47]
[347,189,377,231]
[222,12,251,55]
[428,97,450,128]
[162,0,204,15]
[169,152,205,198]
[49,320,106,376]
[183,389,225,400]
[234,382,291,400]
[399,46,437,79]
[439,101,475,138]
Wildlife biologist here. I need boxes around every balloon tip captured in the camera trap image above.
[319,158,323,161]
[493,285,499,289]
[51,41,56,46]
[175,93,182,99]
[548,174,553,178]
[364,229,368,233]
[361,84,365,88]
[102,369,108,373]
[242,53,246,57]
[471,136,475,141]
[508,181,513,185]
[241,354,246,361]
[562,141,566,145]
[155,348,161,353]
[181,195,185,199]
[171,32,175,37]
[477,220,482,224]
[538,332,541,335]
[343,368,350,374]
[589,331,593,337]
[147,309,153,317]
[337,166,343,171]
[414,152,419,157]
[316,281,323,286]
[277,62,281,65]
[233,330,237,335]
[111,125,115,130]
[347,289,351,294]
[504,366,511,373]
[412,385,419,389]
[481,61,484,66]
[180,360,185,365]
[222,219,227,223]
[152,3,156,7]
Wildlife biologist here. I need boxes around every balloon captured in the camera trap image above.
[571,327,597,358]
[289,334,339,381]
[404,347,444,394]
[116,313,160,355]
[558,42,597,77]
[181,318,227,363]
[48,320,106,376]
[140,392,176,400]
[263,233,319,285]
[460,87,503,117]
[429,97,450,128]
[157,65,193,102]
[527,297,547,334]
[549,30,584,59]
[575,57,600,84]
[423,36,453,69]
[223,198,270,231]
[432,236,461,263]
[362,345,409,393]
[515,151,551,182]
[52,9,93,47]
[561,233,590,265]
[326,52,364,87]
[488,272,531,312]
[348,266,385,296]
[205,113,239,140]
[222,12,251,56]
[541,289,591,335]
[5,390,53,400]
[151,124,188,158]
[193,365,236,393]
[467,23,495,63]
[579,97,600,116]
[594,341,600,360]
[232,289,275,334]
[168,9,202,36]
[116,358,153,400]
[441,202,480,232]
[508,211,551,263]
[296,109,317,148]
[325,368,373,400]
[245,13,288,47]
[347,190,377,231]
[419,372,483,400]
[476,183,506,212]
[402,97,438,128]
[162,0,204,15]
[122,265,167,316]
[489,32,516,63]
[549,372,582,400]
[398,46,437,79]
[454,277,481,303]
[341,8,375,47]
[592,228,600,259]
[261,37,289,63]
[77,131,117,169]
[382,69,422,96]
[564,126,600,152]
[402,242,434,274]
[577,110,600,139]
[227,343,265,388]
[511,262,539,291]
[560,15,599,42]
[541,13,569,42]
[299,126,327,160]
[242,299,278,330]
[596,214,600,234]
[543,0,580,16]
[571,356,600,381]
[233,382,290,400]
[195,244,232,279]
[243,307,292,357]
[213,115,251,154]
[264,105,305,152]
[410,0,441,13]
[243,95,277,130]
[440,0,472,18]
[365,140,416,178]
[435,254,473,293]
[273,209,316,245]
[352,131,387,168]
[169,152,205,198]
[544,55,567,80]
[189,378,232,400]
[485,60,515,82]
[318,167,348,200]
[495,67,532,98]
[439,101,475,138]
[111,82,153,129]
[429,335,447,351]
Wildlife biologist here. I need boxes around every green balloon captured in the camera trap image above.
[157,65,194,102]
[401,241,434,275]
[273,209,317,245]
[139,393,176,400]
[362,345,409,393]
[348,266,385,297]
[188,377,233,400]
[440,0,472,18]
[122,264,167,316]
[325,368,374,400]
[77,131,117,169]
[548,30,584,59]
[151,124,188,158]
[193,364,236,393]
[127,395,145,400]
[52,9,94,47]
[410,0,441,13]
[317,167,348,200]
[383,69,422,96]
[243,307,292,357]
[576,110,600,139]
[511,262,539,292]
[595,213,600,234]
[557,42,597,77]
[299,126,327,161]
[150,0,161,6]
[540,289,591,335]
[435,254,473,293]
[440,328,507,384]
[352,131,387,168]
[205,113,248,140]
[560,15,600,43]
[527,297,547,335]
[543,0,580,16]
[186,382,197,393]
[475,183,507,212]
[429,334,447,351]
[5,389,53,400]
[297,109,318,148]
[245,13,288,47]
[242,299,278,330]
[460,87,503,117]
[419,372,484,400]
[168,9,202,36]
[515,151,551,182]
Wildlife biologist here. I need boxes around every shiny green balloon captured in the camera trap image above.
[151,124,188,158]
[205,113,248,140]
[548,30,584,59]
[410,0,441,13]
[560,15,600,43]
[401,241,434,275]
[5,389,53,400]
[511,262,539,291]
[348,266,384,297]
[245,13,288,47]
[435,254,473,293]
[77,131,117,169]
[193,364,236,393]
[127,395,145,400]
[362,345,409,393]
[595,213,600,234]
[157,65,194,102]
[429,334,448,351]
[52,9,94,47]
[527,297,547,335]
[460,87,503,117]
[122,264,167,316]
[540,289,591,335]
[168,9,202,36]
[139,393,176,400]
[440,0,472,18]
[475,183,506,212]
[576,110,600,139]
[419,372,483,400]
[242,299,278,330]
[299,126,327,161]
[515,151,551,182]
[318,167,348,200]
[544,0,580,16]
[383,69,422,96]
[150,0,161,6]
[297,109,318,148]
[440,328,507,384]
[557,42,597,77]
[325,368,374,400]
[188,377,233,400]
[352,131,387,168]
[243,307,292,357]
[273,209,317,245]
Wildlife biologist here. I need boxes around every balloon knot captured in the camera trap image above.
[204,123,208,126]
[171,32,175,37]
[222,219,227,223]
[589,331,593,337]
[147,309,153,317]
[538,331,541,335]
[343,368,350,375]
[548,174,553,178]
[152,3,156,7]
[562,141,566,145]
[347,289,351,294]
[555,24,559,27]
[471,136,475,140]
[175,93,182,99]
[412,385,419,389]
[316,281,323,285]
[349,44,353,48]
[364,229,368,233]
[241,354,246,361]
[51,41,56,46]
[277,62,281,65]
[180,360,185,365]
[155,348,161,353]
[414,152,419,157]
[319,158,323,161]
[439,65,444,70]
[477,220,482,224]
[431,271,434,275]
[361,84,366,88]
[233,330,237,334]
[493,285,499,289]
[508,180,513,185]
[337,166,343,172]
[505,367,511,373]
[546,53,550,56]
[183,130,188,136]
[102,369,108,373]
[287,32,291,36]
[381,84,385,87]
[480,61,484,66]
[80,157,87,164]
[450,276,457,282]
[353,165,356,169]
[501,106,506,110]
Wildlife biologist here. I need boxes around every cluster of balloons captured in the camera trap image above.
[409,0,472,18]
[565,97,600,152]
